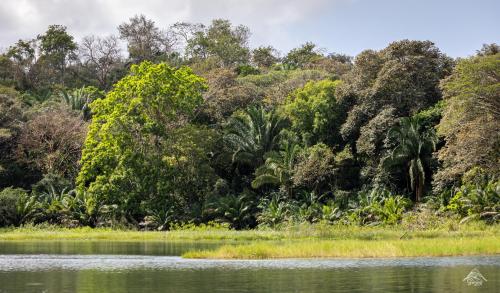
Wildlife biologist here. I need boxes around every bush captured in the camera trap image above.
[446,178,500,224]
[346,188,411,226]
[257,193,292,227]
[0,187,36,227]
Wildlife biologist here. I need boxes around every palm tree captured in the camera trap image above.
[251,142,301,198]
[60,87,99,120]
[225,106,286,169]
[209,193,255,229]
[383,117,437,202]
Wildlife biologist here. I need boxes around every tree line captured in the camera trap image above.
[0,15,498,229]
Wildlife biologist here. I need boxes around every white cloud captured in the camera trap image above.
[0,0,337,52]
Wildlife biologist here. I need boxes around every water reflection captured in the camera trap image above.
[0,241,220,256]
[0,260,498,293]
[0,242,498,293]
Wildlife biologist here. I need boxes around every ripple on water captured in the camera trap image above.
[0,254,498,272]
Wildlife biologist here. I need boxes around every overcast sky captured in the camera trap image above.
[0,0,498,57]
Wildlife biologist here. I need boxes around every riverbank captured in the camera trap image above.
[1,223,498,258]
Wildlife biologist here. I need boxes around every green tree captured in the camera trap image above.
[0,86,28,188]
[252,142,301,198]
[293,143,336,193]
[435,52,500,189]
[282,79,344,146]
[77,62,206,221]
[37,25,77,84]
[160,125,219,221]
[252,46,280,69]
[283,42,323,69]
[340,40,452,142]
[225,106,286,169]
[199,68,261,123]
[383,117,437,202]
[186,19,250,68]
[5,40,37,90]
[339,40,452,184]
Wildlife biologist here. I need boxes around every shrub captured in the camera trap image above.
[346,188,411,226]
[0,187,36,226]
[446,179,500,224]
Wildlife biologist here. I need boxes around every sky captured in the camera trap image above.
[0,0,498,58]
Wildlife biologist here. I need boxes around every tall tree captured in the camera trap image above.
[434,52,500,189]
[77,62,206,220]
[283,42,323,69]
[5,39,38,90]
[118,15,175,63]
[37,25,77,84]
[79,35,123,89]
[16,106,87,181]
[383,117,437,201]
[282,79,344,146]
[252,46,280,69]
[339,40,452,183]
[0,86,27,188]
[225,106,286,169]
[186,19,250,68]
[252,142,300,198]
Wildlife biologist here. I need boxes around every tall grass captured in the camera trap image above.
[0,222,498,242]
[182,237,500,259]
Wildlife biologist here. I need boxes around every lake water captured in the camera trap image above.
[0,241,498,292]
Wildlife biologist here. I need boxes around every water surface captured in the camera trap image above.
[0,241,497,292]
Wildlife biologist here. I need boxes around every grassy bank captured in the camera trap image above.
[182,237,499,259]
[1,223,498,259]
[0,222,498,241]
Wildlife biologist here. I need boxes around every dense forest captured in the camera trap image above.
[0,15,498,229]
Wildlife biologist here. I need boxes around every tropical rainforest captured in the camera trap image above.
[0,16,498,230]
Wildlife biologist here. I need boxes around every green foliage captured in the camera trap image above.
[1,21,498,230]
[77,62,206,221]
[186,19,250,68]
[59,86,104,120]
[257,193,291,227]
[282,79,343,145]
[435,53,500,189]
[293,143,335,193]
[252,46,280,69]
[283,42,323,69]
[0,86,27,187]
[206,191,256,229]
[252,142,301,197]
[236,64,260,76]
[346,188,411,226]
[445,169,499,224]
[383,117,438,201]
[340,40,452,187]
[0,187,35,227]
[225,106,287,169]
[37,25,77,83]
[238,69,331,105]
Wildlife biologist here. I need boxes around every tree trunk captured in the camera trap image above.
[415,175,423,202]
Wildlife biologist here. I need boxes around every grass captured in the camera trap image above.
[0,222,498,241]
[1,222,498,259]
[182,237,500,259]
